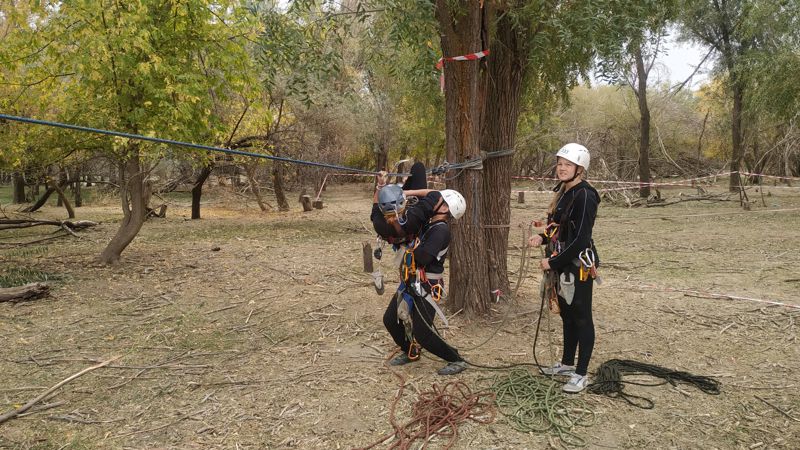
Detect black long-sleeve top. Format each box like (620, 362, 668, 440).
(546, 181, 600, 271)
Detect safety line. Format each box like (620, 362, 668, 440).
(601, 207, 800, 222)
(0, 113, 405, 176)
(1, 113, 513, 179)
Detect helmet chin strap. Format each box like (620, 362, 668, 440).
(432, 197, 450, 219)
(432, 197, 445, 214)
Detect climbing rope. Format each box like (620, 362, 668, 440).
(356, 369, 495, 450)
(587, 358, 722, 409)
(0, 114, 514, 178)
(487, 368, 595, 447)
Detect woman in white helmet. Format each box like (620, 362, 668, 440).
(529, 143, 601, 393)
(371, 166, 468, 375)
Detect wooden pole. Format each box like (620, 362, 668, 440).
(300, 195, 313, 212)
(362, 242, 373, 273)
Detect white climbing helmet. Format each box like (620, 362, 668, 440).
(440, 189, 466, 220)
(377, 184, 406, 215)
(556, 143, 591, 171)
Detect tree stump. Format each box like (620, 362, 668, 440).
(300, 195, 313, 212)
(517, 191, 525, 203)
(0, 283, 49, 303)
(312, 200, 323, 209)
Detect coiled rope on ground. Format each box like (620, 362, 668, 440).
(587, 358, 722, 409)
(487, 368, 595, 447)
(356, 368, 496, 450)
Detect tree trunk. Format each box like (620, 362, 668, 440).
(74, 169, 83, 208)
(635, 46, 652, 198)
(98, 148, 147, 264)
(191, 163, 214, 219)
(374, 141, 388, 172)
(435, 0, 489, 315)
(23, 187, 56, 212)
(245, 163, 270, 212)
(272, 160, 290, 211)
(479, 5, 526, 298)
(51, 179, 75, 219)
(12, 172, 26, 204)
(730, 79, 744, 192)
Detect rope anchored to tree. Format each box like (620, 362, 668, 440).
(0, 114, 514, 178)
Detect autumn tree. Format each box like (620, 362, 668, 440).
(680, 0, 800, 191)
(33, 0, 257, 263)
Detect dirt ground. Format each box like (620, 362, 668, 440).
(1, 181, 799, 449)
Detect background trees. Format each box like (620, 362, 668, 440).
(1, 0, 798, 311)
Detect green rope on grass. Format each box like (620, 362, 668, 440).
(487, 368, 596, 447)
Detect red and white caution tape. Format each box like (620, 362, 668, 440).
(435, 49, 490, 91)
(435, 49, 490, 70)
(739, 171, 800, 182)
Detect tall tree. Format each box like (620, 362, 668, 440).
(597, 1, 678, 198)
(39, 0, 254, 263)
(433, 1, 489, 314)
(680, 0, 799, 191)
(367, 0, 669, 312)
(475, 0, 666, 303)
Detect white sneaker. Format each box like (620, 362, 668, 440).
(541, 362, 575, 376)
(562, 373, 589, 393)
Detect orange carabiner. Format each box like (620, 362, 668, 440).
(430, 284, 443, 302)
(544, 223, 559, 239)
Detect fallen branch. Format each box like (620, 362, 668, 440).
(0, 282, 49, 303)
(645, 192, 733, 208)
(755, 395, 800, 422)
(0, 355, 121, 425)
(0, 219, 98, 231)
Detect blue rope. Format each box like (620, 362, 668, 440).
(0, 113, 515, 177)
(0, 113, 408, 177)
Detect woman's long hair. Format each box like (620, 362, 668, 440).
(547, 167, 587, 216)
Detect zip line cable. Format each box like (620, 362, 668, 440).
(0, 113, 403, 176)
(0, 114, 514, 178)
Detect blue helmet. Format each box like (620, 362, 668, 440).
(377, 184, 406, 215)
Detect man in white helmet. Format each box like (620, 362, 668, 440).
(371, 166, 468, 375)
(529, 142, 601, 393)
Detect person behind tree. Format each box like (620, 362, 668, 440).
(529, 143, 601, 393)
(371, 163, 468, 375)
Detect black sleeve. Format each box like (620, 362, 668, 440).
(413, 224, 450, 269)
(548, 189, 597, 270)
(400, 191, 441, 236)
(402, 162, 428, 190)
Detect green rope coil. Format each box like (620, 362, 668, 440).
(487, 368, 595, 447)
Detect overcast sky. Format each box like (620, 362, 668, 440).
(656, 35, 712, 88)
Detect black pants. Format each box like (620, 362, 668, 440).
(558, 270, 595, 376)
(383, 291, 461, 363)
